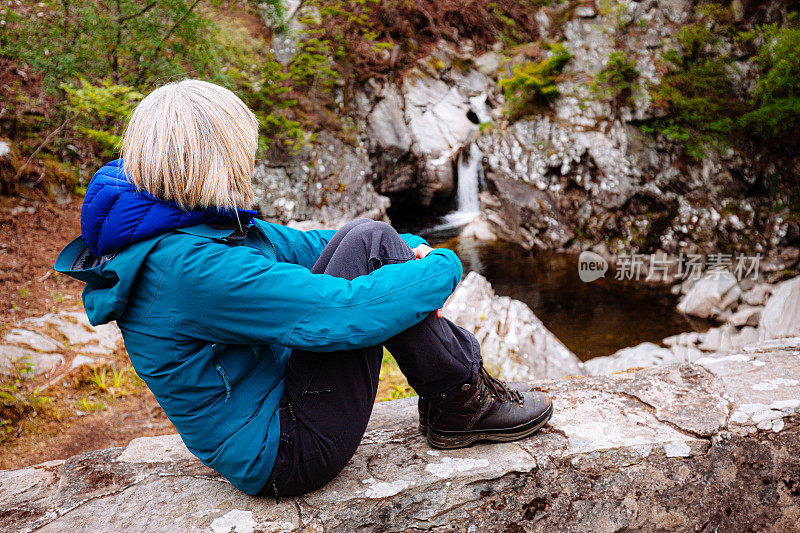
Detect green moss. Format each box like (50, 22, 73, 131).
(499, 42, 573, 119)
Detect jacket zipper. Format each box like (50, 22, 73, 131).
(211, 343, 231, 402)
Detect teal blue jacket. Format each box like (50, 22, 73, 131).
(55, 161, 463, 495)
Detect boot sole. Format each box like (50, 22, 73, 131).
(426, 402, 553, 449)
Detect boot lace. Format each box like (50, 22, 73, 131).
(479, 367, 524, 405)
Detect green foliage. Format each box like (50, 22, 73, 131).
(0, 0, 223, 93)
(0, 363, 54, 443)
(738, 24, 800, 144)
(591, 50, 640, 105)
(62, 79, 143, 155)
(76, 397, 105, 412)
(247, 36, 340, 157)
(288, 38, 341, 93)
(84, 364, 144, 398)
(646, 4, 799, 159)
(377, 349, 415, 401)
(500, 43, 573, 119)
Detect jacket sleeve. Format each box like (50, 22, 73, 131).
(167, 238, 462, 351)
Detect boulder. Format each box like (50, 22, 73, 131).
(0, 311, 121, 376)
(741, 282, 773, 306)
(458, 212, 497, 241)
(3, 338, 799, 532)
(759, 276, 800, 340)
(583, 341, 705, 376)
(443, 272, 584, 380)
(480, 173, 574, 250)
(677, 271, 741, 320)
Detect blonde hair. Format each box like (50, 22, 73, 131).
(121, 79, 258, 211)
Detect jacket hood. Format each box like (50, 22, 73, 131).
(56, 159, 257, 326)
(81, 159, 256, 257)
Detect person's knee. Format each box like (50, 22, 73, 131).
(336, 218, 374, 235)
(342, 219, 397, 241)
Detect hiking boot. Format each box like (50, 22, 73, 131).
(424, 367, 552, 449)
(417, 380, 540, 436)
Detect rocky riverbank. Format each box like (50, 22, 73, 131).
(587, 270, 800, 375)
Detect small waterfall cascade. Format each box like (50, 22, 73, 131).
(453, 142, 482, 216)
(427, 142, 483, 233)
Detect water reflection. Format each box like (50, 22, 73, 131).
(438, 238, 711, 361)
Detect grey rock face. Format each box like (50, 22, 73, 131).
(3, 338, 799, 532)
(468, 0, 794, 255)
(252, 132, 389, 226)
(363, 43, 495, 207)
(443, 272, 584, 380)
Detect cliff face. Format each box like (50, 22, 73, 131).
(256, 0, 798, 262)
(2, 337, 799, 532)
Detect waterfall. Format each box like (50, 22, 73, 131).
(424, 142, 482, 234)
(454, 143, 482, 216)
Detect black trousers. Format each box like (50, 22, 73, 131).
(261, 219, 482, 497)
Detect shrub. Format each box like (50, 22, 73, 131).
(591, 50, 640, 106)
(645, 4, 800, 160)
(738, 24, 800, 150)
(499, 43, 573, 119)
(62, 79, 143, 156)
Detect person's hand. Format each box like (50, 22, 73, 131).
(413, 244, 433, 259)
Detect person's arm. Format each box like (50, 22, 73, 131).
(399, 232, 430, 249)
(254, 219, 336, 269)
(166, 238, 462, 351)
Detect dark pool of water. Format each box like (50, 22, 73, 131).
(435, 237, 711, 361)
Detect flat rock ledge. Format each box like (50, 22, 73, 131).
(2, 339, 800, 532)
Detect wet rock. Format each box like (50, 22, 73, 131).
(3, 338, 799, 532)
(443, 272, 584, 380)
(741, 282, 774, 306)
(481, 172, 574, 250)
(677, 271, 741, 320)
(759, 276, 800, 340)
(729, 305, 762, 327)
(459, 213, 496, 241)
